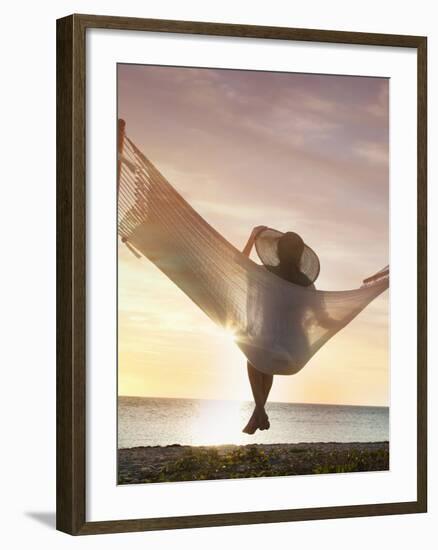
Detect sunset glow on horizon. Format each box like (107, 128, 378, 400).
(117, 65, 389, 407)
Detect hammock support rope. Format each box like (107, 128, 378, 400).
(117, 120, 389, 376)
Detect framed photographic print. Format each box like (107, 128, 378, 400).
(56, 14, 427, 535)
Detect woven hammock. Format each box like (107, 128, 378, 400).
(117, 121, 389, 376)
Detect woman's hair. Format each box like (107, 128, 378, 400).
(277, 232, 304, 267)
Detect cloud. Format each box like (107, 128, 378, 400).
(353, 141, 389, 166)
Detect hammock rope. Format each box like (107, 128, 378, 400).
(117, 121, 389, 376)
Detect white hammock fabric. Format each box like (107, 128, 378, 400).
(118, 129, 389, 376)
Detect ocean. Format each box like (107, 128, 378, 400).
(118, 396, 389, 448)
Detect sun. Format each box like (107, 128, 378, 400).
(223, 327, 237, 342)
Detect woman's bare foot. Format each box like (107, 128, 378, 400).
(256, 408, 270, 431)
(242, 407, 270, 434)
(242, 410, 259, 434)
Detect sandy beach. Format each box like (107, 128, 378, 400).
(118, 441, 389, 484)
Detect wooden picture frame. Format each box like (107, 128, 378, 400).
(56, 13, 427, 535)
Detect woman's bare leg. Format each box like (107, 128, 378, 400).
(258, 372, 273, 430)
(243, 362, 274, 434)
(243, 365, 273, 433)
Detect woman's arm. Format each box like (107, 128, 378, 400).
(242, 233, 255, 257)
(242, 226, 267, 257)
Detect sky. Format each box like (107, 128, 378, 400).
(117, 64, 389, 407)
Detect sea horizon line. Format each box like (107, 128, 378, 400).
(118, 394, 389, 409)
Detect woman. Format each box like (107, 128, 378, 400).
(241, 226, 316, 434)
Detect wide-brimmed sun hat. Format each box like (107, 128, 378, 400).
(255, 227, 320, 283)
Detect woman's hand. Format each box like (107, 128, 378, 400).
(242, 226, 266, 257)
(252, 225, 267, 237)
